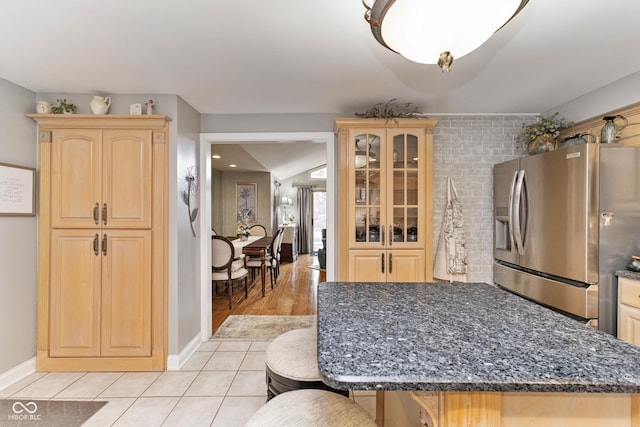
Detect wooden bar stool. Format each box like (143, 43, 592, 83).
(265, 327, 349, 400)
(246, 389, 377, 427)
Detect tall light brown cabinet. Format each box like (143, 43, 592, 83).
(28, 114, 169, 371)
(335, 118, 438, 282)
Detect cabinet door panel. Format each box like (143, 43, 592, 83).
(51, 129, 101, 228)
(619, 278, 640, 308)
(101, 230, 152, 357)
(387, 130, 425, 249)
(618, 304, 640, 346)
(50, 230, 101, 357)
(349, 129, 386, 249)
(348, 250, 385, 282)
(102, 130, 152, 228)
(387, 250, 425, 282)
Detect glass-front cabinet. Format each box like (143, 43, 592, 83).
(335, 118, 438, 282)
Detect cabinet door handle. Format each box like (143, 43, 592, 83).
(389, 253, 393, 273)
(93, 203, 99, 225)
(388, 225, 393, 246)
(93, 233, 99, 256)
(381, 253, 385, 274)
(101, 234, 107, 256)
(102, 203, 108, 226)
(381, 226, 385, 246)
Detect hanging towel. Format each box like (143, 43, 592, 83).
(433, 177, 468, 282)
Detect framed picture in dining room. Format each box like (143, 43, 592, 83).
(236, 183, 257, 222)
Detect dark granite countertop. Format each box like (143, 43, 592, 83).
(617, 270, 640, 281)
(317, 281, 640, 393)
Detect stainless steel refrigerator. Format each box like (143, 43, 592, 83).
(493, 143, 640, 336)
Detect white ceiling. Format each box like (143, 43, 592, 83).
(210, 140, 327, 179)
(1, 1, 639, 177)
(1, 0, 639, 116)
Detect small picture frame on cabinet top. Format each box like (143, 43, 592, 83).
(130, 103, 142, 115)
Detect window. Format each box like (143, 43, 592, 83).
(309, 166, 327, 180)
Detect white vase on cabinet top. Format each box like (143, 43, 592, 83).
(90, 96, 111, 114)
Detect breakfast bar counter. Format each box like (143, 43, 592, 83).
(317, 282, 640, 426)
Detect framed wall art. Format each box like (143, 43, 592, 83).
(0, 162, 36, 216)
(236, 183, 257, 222)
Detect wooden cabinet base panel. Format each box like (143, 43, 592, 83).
(280, 243, 297, 262)
(400, 391, 640, 427)
(36, 350, 165, 372)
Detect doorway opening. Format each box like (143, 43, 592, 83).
(199, 131, 336, 340)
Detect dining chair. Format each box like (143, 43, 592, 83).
(247, 227, 284, 288)
(272, 226, 285, 279)
(249, 224, 267, 237)
(212, 235, 249, 309)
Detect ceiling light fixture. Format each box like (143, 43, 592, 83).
(362, 0, 529, 72)
(212, 154, 221, 159)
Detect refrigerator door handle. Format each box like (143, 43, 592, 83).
(507, 170, 518, 253)
(513, 170, 526, 255)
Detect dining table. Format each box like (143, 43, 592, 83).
(238, 236, 272, 297)
(230, 235, 260, 254)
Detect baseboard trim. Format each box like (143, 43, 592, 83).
(166, 334, 202, 371)
(0, 357, 36, 392)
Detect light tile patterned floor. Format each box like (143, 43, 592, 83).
(0, 339, 376, 426)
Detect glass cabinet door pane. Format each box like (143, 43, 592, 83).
(353, 131, 383, 245)
(393, 207, 405, 242)
(355, 207, 367, 242)
(355, 170, 366, 204)
(354, 134, 367, 170)
(393, 135, 405, 168)
(406, 171, 418, 205)
(393, 171, 404, 205)
(388, 131, 421, 246)
(407, 207, 418, 241)
(368, 134, 381, 169)
(355, 133, 381, 169)
(407, 134, 418, 169)
(369, 171, 380, 205)
(369, 207, 380, 242)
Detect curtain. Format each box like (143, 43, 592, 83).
(296, 186, 312, 254)
(272, 181, 281, 234)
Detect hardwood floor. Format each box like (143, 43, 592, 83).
(212, 254, 321, 333)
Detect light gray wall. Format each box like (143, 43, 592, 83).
(201, 113, 337, 133)
(211, 169, 222, 233)
(216, 171, 272, 236)
(0, 78, 37, 374)
(176, 97, 202, 351)
(549, 70, 640, 123)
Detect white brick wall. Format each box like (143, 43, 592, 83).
(431, 115, 536, 283)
